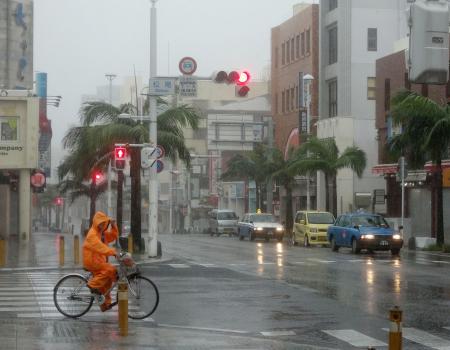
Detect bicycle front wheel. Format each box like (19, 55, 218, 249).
(127, 275, 159, 319)
(53, 274, 93, 318)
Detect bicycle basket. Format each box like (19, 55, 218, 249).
(121, 253, 135, 267)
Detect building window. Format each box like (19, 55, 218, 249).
(282, 43, 285, 65)
(368, 28, 377, 51)
(275, 93, 279, 114)
(291, 88, 295, 111)
(286, 89, 290, 111)
(282, 91, 285, 113)
(367, 77, 376, 100)
(328, 26, 338, 65)
(301, 32, 305, 56)
(291, 38, 295, 62)
(328, 79, 338, 118)
(296, 35, 300, 59)
(286, 40, 290, 64)
(274, 47, 279, 68)
(329, 0, 337, 11)
(306, 29, 311, 54)
(384, 79, 391, 112)
(0, 117, 18, 141)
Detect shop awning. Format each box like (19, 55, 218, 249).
(372, 164, 397, 175)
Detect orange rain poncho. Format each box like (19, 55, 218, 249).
(83, 211, 119, 310)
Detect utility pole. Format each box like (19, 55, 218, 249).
(105, 74, 116, 218)
(148, 0, 159, 257)
(105, 74, 117, 105)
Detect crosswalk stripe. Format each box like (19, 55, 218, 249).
(168, 264, 190, 268)
(323, 330, 387, 347)
(261, 330, 296, 337)
(0, 301, 55, 306)
(383, 327, 450, 349)
(0, 297, 53, 301)
(197, 263, 217, 268)
(0, 287, 54, 291)
(18, 312, 118, 318)
(307, 259, 336, 264)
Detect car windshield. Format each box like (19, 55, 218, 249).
(217, 212, 237, 220)
(251, 214, 276, 223)
(308, 213, 335, 224)
(351, 215, 389, 228)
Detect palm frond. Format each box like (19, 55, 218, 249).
(335, 146, 367, 177)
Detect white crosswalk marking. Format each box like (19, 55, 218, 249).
(383, 327, 450, 349)
(168, 264, 190, 268)
(323, 330, 387, 347)
(261, 330, 296, 337)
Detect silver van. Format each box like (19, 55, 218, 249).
(208, 209, 238, 237)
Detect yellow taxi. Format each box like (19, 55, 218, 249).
(292, 211, 335, 247)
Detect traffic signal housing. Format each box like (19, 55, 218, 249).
(115, 146, 127, 170)
(213, 70, 251, 97)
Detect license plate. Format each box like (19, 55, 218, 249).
(380, 240, 389, 246)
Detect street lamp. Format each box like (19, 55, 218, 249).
(303, 74, 314, 211)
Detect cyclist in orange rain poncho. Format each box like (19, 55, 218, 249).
(83, 211, 119, 312)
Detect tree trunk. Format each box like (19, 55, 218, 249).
(324, 173, 330, 213)
(116, 170, 124, 237)
(285, 184, 293, 235)
(436, 158, 444, 246)
(130, 148, 142, 252)
(332, 174, 338, 217)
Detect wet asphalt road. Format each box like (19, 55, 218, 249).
(151, 233, 450, 349)
(2, 233, 450, 348)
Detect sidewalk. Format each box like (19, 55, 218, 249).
(0, 231, 166, 270)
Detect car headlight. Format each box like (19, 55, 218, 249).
(361, 234, 375, 239)
(256, 227, 264, 231)
(276, 227, 283, 232)
(310, 228, 318, 233)
(393, 234, 402, 240)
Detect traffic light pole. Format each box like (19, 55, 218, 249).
(148, 0, 159, 257)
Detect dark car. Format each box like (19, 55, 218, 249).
(327, 212, 403, 255)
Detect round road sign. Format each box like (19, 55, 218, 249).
(155, 145, 165, 159)
(31, 172, 46, 188)
(179, 57, 197, 75)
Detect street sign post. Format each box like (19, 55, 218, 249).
(149, 77, 175, 95)
(179, 76, 197, 97)
(179, 57, 197, 75)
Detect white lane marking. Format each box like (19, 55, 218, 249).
(259, 263, 275, 265)
(158, 323, 249, 334)
(307, 259, 336, 264)
(383, 327, 450, 349)
(432, 261, 450, 265)
(347, 259, 366, 263)
(292, 261, 308, 264)
(167, 264, 190, 269)
(196, 263, 217, 268)
(261, 330, 296, 337)
(323, 330, 387, 347)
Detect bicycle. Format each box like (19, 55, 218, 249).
(53, 252, 159, 319)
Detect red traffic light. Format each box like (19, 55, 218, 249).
(227, 71, 240, 84)
(115, 147, 126, 160)
(237, 71, 251, 86)
(55, 197, 63, 206)
(92, 170, 104, 183)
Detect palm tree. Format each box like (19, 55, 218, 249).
(389, 90, 450, 246)
(267, 148, 299, 234)
(290, 137, 366, 216)
(60, 101, 199, 251)
(222, 144, 271, 211)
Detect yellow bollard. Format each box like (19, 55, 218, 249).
(74, 235, 80, 265)
(0, 239, 5, 267)
(59, 236, 65, 266)
(118, 280, 128, 336)
(128, 235, 133, 254)
(389, 306, 402, 350)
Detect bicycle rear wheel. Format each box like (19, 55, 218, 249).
(127, 275, 159, 319)
(53, 274, 93, 318)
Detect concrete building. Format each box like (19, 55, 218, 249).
(317, 0, 408, 215)
(0, 0, 34, 90)
(206, 95, 272, 220)
(375, 48, 450, 241)
(271, 2, 319, 153)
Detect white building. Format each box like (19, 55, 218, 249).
(317, 0, 408, 214)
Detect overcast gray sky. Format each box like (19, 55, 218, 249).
(33, 0, 309, 179)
